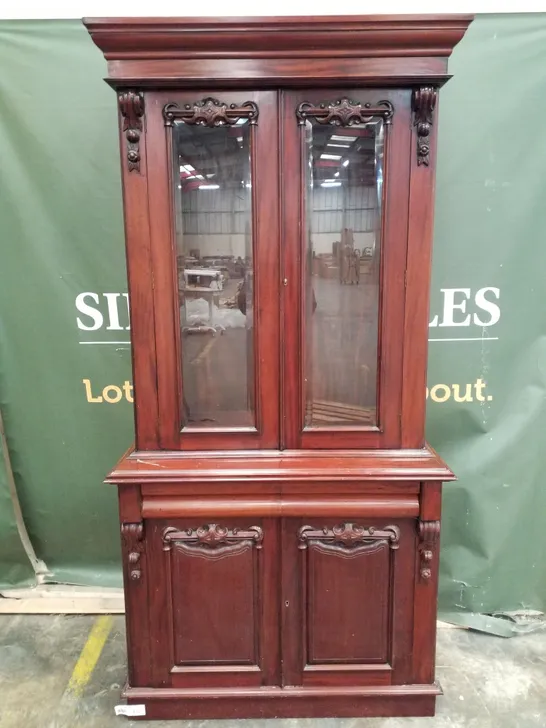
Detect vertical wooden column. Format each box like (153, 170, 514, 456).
(117, 91, 159, 450)
(413, 481, 442, 683)
(119, 484, 150, 686)
(401, 87, 439, 449)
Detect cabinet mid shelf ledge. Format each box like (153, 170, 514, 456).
(84, 14, 472, 721)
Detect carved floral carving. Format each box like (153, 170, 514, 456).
(162, 524, 263, 561)
(118, 91, 144, 173)
(296, 97, 394, 126)
(412, 87, 437, 166)
(418, 520, 440, 580)
(298, 522, 400, 556)
(121, 522, 144, 581)
(163, 97, 259, 127)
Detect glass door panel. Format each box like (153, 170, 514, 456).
(169, 100, 257, 430)
(281, 90, 409, 449)
(302, 114, 385, 428)
(155, 90, 280, 450)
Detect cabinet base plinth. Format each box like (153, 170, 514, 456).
(123, 683, 442, 720)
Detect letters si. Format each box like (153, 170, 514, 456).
(76, 292, 131, 331)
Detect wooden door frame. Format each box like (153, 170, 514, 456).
(141, 89, 281, 450)
(146, 517, 280, 688)
(280, 515, 417, 687)
(281, 88, 412, 450)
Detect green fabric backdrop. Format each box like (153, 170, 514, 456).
(0, 15, 545, 615)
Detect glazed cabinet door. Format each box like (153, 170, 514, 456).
(281, 89, 412, 449)
(141, 90, 280, 450)
(146, 517, 280, 688)
(281, 517, 416, 686)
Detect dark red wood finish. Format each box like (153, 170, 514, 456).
(84, 14, 472, 721)
(144, 90, 280, 450)
(281, 517, 416, 687)
(402, 93, 440, 448)
(147, 517, 280, 688)
(116, 111, 159, 450)
(282, 88, 411, 449)
(84, 15, 471, 88)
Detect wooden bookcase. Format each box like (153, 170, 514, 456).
(84, 15, 473, 720)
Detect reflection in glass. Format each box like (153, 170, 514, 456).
(304, 118, 384, 427)
(172, 120, 254, 428)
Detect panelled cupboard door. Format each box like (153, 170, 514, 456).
(146, 518, 280, 688)
(145, 91, 281, 450)
(281, 89, 412, 450)
(281, 518, 416, 686)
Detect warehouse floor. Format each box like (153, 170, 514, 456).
(0, 615, 544, 728)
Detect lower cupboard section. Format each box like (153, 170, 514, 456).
(126, 515, 423, 691)
(283, 517, 416, 687)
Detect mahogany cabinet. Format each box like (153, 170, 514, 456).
(85, 14, 472, 720)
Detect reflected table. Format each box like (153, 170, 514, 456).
(181, 286, 224, 335)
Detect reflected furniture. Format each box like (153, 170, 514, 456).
(85, 14, 473, 720)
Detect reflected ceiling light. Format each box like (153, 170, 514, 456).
(334, 171, 340, 178)
(180, 164, 196, 173)
(237, 136, 243, 142)
(206, 173, 216, 178)
(331, 134, 356, 141)
(320, 154, 342, 160)
(342, 159, 350, 167)
(320, 181, 342, 187)
(327, 143, 352, 148)
(198, 184, 220, 190)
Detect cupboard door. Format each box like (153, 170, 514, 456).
(281, 89, 411, 449)
(145, 90, 280, 450)
(146, 517, 280, 688)
(281, 517, 415, 687)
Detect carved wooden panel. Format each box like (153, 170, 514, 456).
(299, 522, 398, 664)
(163, 97, 259, 127)
(163, 523, 262, 665)
(296, 97, 394, 126)
(146, 517, 280, 689)
(282, 517, 417, 688)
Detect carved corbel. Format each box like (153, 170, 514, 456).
(418, 520, 440, 581)
(118, 91, 144, 172)
(121, 522, 144, 581)
(412, 87, 437, 166)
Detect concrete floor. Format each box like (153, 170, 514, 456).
(0, 615, 545, 728)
